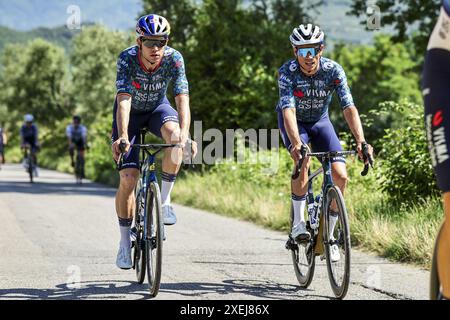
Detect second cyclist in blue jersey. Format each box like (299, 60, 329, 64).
(111, 14, 196, 270)
(277, 24, 374, 254)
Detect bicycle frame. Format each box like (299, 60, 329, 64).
(306, 156, 334, 231)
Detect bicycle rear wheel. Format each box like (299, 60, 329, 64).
(289, 204, 316, 288)
(323, 186, 351, 299)
(146, 181, 163, 297)
(133, 182, 146, 284)
(430, 224, 443, 300)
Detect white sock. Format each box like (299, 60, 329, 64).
(292, 194, 307, 227)
(329, 212, 339, 240)
(161, 172, 177, 207)
(118, 217, 132, 248)
(120, 226, 131, 248)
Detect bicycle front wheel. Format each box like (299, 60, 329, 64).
(289, 204, 316, 288)
(323, 186, 351, 299)
(430, 224, 444, 300)
(133, 182, 146, 284)
(146, 181, 163, 298)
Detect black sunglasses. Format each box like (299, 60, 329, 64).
(141, 38, 167, 48)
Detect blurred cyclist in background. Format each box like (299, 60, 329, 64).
(20, 114, 40, 177)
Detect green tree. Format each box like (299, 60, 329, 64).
(329, 34, 422, 144)
(70, 25, 132, 124)
(0, 39, 69, 127)
(375, 100, 439, 203)
(348, 0, 441, 54)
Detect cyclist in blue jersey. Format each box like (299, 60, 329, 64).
(66, 115, 88, 170)
(111, 14, 197, 270)
(277, 24, 374, 256)
(20, 114, 40, 177)
(423, 0, 450, 299)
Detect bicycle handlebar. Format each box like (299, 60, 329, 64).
(116, 139, 195, 170)
(296, 145, 373, 178)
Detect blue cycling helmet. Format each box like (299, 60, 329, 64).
(136, 14, 171, 39)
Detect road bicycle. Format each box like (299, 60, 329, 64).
(286, 144, 372, 299)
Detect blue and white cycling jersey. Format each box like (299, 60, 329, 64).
(116, 45, 189, 113)
(277, 57, 354, 123)
(423, 0, 450, 192)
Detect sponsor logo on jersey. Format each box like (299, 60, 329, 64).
(132, 81, 141, 90)
(289, 61, 298, 72)
(427, 110, 449, 166)
(323, 61, 334, 71)
(144, 82, 166, 91)
(293, 89, 304, 98)
(128, 47, 137, 56)
(304, 88, 332, 98)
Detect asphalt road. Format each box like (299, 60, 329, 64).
(0, 164, 429, 300)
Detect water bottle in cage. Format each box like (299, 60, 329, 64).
(310, 194, 322, 229)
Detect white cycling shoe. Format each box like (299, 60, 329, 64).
(291, 221, 311, 243)
(116, 244, 132, 270)
(329, 243, 341, 262)
(163, 205, 177, 225)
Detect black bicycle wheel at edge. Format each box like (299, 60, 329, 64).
(323, 186, 351, 299)
(430, 224, 444, 300)
(133, 183, 146, 284)
(289, 204, 316, 288)
(146, 181, 163, 298)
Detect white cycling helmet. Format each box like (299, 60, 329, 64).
(290, 24, 324, 46)
(24, 114, 34, 122)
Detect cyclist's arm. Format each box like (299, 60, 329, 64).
(34, 126, 39, 146)
(19, 127, 25, 146)
(2, 132, 7, 145)
(66, 126, 72, 146)
(283, 108, 302, 149)
(115, 51, 134, 142)
(172, 52, 190, 143)
(116, 94, 131, 141)
(175, 94, 190, 143)
(82, 127, 88, 145)
(278, 70, 302, 150)
(343, 106, 365, 145)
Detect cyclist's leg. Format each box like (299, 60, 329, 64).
(69, 144, 75, 166)
(148, 99, 182, 209)
(112, 101, 149, 249)
(278, 111, 311, 229)
(76, 142, 86, 177)
(310, 115, 348, 196)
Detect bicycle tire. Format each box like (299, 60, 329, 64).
(146, 181, 163, 297)
(290, 204, 316, 288)
(133, 182, 146, 284)
(323, 186, 351, 299)
(430, 224, 443, 300)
